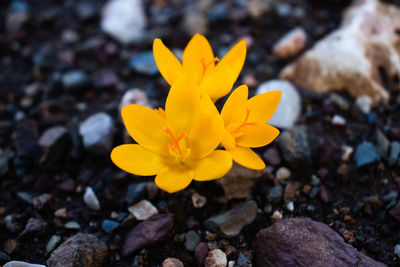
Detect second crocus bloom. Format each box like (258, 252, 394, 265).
(220, 85, 281, 170)
(153, 33, 246, 102)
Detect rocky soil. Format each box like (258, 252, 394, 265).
(0, 0, 400, 266)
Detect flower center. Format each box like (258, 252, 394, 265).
(200, 57, 219, 79)
(163, 127, 191, 163)
(227, 108, 257, 138)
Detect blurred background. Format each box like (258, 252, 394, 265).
(0, 0, 400, 266)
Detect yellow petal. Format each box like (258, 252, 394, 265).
(216, 39, 246, 85)
(153, 38, 183, 85)
(197, 66, 235, 102)
(121, 104, 170, 155)
(155, 167, 193, 193)
(221, 129, 236, 150)
(192, 150, 232, 181)
(236, 124, 280, 148)
(187, 113, 224, 159)
(199, 94, 219, 116)
(248, 91, 281, 124)
(227, 146, 265, 170)
(111, 144, 166, 176)
(165, 76, 200, 134)
(182, 34, 215, 84)
(221, 85, 248, 126)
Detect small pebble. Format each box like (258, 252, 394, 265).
(276, 167, 291, 180)
(64, 221, 81, 229)
(192, 192, 207, 208)
(102, 219, 120, 234)
(46, 235, 61, 253)
(331, 114, 346, 126)
(394, 244, 400, 258)
(3, 261, 46, 267)
(54, 208, 68, 219)
(205, 249, 227, 267)
(341, 145, 353, 161)
(128, 199, 158, 220)
(272, 210, 283, 220)
(162, 258, 184, 267)
(355, 95, 372, 114)
(83, 186, 101, 211)
(286, 201, 294, 211)
(185, 230, 201, 252)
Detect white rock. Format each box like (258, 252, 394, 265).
(341, 145, 354, 161)
(64, 221, 81, 229)
(79, 112, 114, 154)
(276, 167, 291, 180)
(228, 261, 235, 267)
(286, 201, 294, 211)
(128, 199, 158, 220)
(83, 186, 101, 211)
(272, 210, 283, 220)
(355, 95, 372, 114)
(273, 27, 307, 59)
(101, 0, 147, 44)
(255, 79, 301, 129)
(331, 114, 346, 126)
(46, 235, 61, 253)
(394, 244, 400, 258)
(119, 88, 152, 113)
(280, 0, 400, 105)
(192, 192, 207, 208)
(3, 261, 46, 267)
(205, 249, 227, 267)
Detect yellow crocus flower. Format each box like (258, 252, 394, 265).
(111, 77, 232, 193)
(153, 33, 246, 102)
(220, 85, 281, 170)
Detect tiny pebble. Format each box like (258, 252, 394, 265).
(331, 114, 346, 126)
(64, 221, 80, 229)
(83, 186, 101, 211)
(286, 201, 294, 211)
(128, 199, 158, 220)
(272, 210, 283, 220)
(276, 167, 291, 180)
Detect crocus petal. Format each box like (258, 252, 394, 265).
(221, 85, 248, 127)
(227, 146, 265, 170)
(182, 34, 215, 84)
(187, 113, 224, 159)
(153, 38, 183, 85)
(121, 104, 170, 156)
(155, 167, 194, 193)
(236, 124, 280, 148)
(165, 76, 200, 134)
(111, 144, 166, 176)
(216, 40, 246, 85)
(199, 94, 219, 115)
(197, 66, 235, 102)
(221, 130, 236, 150)
(248, 91, 282, 124)
(192, 150, 232, 181)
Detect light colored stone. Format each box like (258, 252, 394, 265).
(273, 27, 307, 59)
(205, 249, 227, 267)
(272, 210, 283, 220)
(83, 186, 101, 211)
(355, 95, 372, 114)
(46, 235, 61, 253)
(341, 145, 354, 161)
(394, 244, 400, 258)
(192, 192, 207, 208)
(119, 88, 152, 113)
(276, 167, 291, 180)
(54, 208, 68, 219)
(280, 0, 400, 105)
(162, 257, 184, 267)
(128, 199, 158, 220)
(64, 221, 81, 229)
(286, 201, 294, 211)
(79, 112, 114, 154)
(3, 261, 45, 267)
(331, 114, 346, 126)
(101, 0, 147, 44)
(255, 80, 301, 129)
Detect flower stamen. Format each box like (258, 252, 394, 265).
(163, 127, 186, 156)
(233, 108, 257, 132)
(200, 57, 220, 78)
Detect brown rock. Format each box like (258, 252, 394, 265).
(122, 213, 174, 257)
(47, 233, 107, 267)
(280, 0, 400, 105)
(363, 195, 383, 212)
(205, 249, 227, 267)
(33, 194, 53, 211)
(253, 217, 385, 267)
(4, 239, 21, 255)
(283, 183, 296, 204)
(217, 163, 264, 200)
(273, 27, 307, 59)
